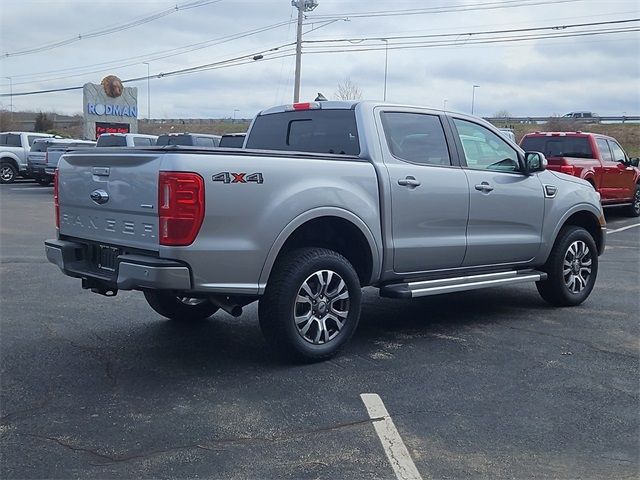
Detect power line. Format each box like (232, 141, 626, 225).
(302, 18, 640, 44)
(302, 27, 640, 54)
(307, 0, 585, 19)
(1, 0, 224, 59)
(1, 21, 637, 98)
(6, 20, 299, 87)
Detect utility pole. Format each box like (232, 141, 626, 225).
(292, 0, 318, 102)
(143, 62, 151, 120)
(471, 84, 479, 115)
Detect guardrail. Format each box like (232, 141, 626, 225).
(485, 116, 640, 124)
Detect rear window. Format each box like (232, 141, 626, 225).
(520, 136, 593, 159)
(30, 140, 51, 152)
(97, 135, 127, 147)
(0, 133, 21, 147)
(219, 135, 245, 148)
(156, 135, 194, 146)
(246, 109, 360, 155)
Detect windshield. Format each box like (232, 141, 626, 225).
(521, 136, 593, 159)
(246, 109, 360, 155)
(219, 135, 245, 148)
(96, 135, 128, 147)
(156, 135, 195, 146)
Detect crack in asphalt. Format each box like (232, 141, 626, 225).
(0, 385, 55, 425)
(44, 324, 118, 390)
(18, 416, 383, 465)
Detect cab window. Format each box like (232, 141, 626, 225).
(381, 112, 451, 166)
(453, 119, 520, 172)
(607, 140, 627, 163)
(596, 138, 613, 162)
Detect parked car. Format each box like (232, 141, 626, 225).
(27, 138, 95, 186)
(561, 112, 600, 123)
(0, 132, 55, 183)
(46, 100, 605, 362)
(520, 132, 640, 216)
(96, 133, 157, 147)
(498, 128, 516, 143)
(156, 133, 221, 147)
(219, 133, 246, 148)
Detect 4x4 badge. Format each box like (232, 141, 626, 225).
(90, 189, 109, 204)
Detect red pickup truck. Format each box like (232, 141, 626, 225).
(520, 132, 640, 217)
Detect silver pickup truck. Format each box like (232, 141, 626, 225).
(45, 101, 606, 361)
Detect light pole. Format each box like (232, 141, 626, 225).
(4, 77, 12, 123)
(292, 0, 319, 102)
(233, 109, 239, 123)
(443, 99, 448, 111)
(380, 38, 389, 101)
(471, 84, 480, 115)
(143, 62, 150, 120)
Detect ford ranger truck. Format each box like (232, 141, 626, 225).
(521, 131, 640, 216)
(45, 101, 606, 362)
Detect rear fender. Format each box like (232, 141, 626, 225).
(258, 207, 381, 293)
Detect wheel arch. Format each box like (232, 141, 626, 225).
(258, 208, 381, 292)
(0, 154, 20, 171)
(550, 207, 605, 259)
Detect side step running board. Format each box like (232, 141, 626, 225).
(380, 270, 547, 299)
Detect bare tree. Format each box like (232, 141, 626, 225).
(334, 78, 363, 101)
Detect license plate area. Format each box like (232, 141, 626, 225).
(96, 245, 120, 272)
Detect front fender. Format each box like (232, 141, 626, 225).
(257, 207, 382, 293)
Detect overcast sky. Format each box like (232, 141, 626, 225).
(0, 0, 638, 119)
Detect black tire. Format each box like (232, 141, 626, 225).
(258, 248, 362, 362)
(0, 161, 18, 184)
(536, 226, 598, 306)
(624, 184, 640, 217)
(143, 291, 219, 321)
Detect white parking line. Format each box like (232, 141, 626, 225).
(360, 393, 424, 480)
(607, 224, 640, 234)
(9, 187, 46, 191)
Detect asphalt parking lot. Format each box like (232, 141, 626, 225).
(1, 180, 638, 479)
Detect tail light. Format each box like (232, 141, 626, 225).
(560, 165, 576, 176)
(158, 172, 205, 246)
(53, 169, 60, 228)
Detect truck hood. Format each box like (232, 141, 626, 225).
(549, 170, 593, 188)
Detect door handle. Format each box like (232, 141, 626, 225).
(474, 182, 494, 192)
(398, 176, 421, 188)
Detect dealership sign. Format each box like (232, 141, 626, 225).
(83, 75, 138, 139)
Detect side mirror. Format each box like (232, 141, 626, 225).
(524, 151, 547, 174)
(629, 157, 639, 167)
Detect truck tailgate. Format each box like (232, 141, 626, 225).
(58, 151, 161, 251)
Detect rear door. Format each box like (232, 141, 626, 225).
(378, 109, 469, 273)
(450, 118, 544, 267)
(595, 137, 618, 200)
(58, 151, 163, 251)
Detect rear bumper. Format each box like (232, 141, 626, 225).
(44, 239, 192, 291)
(26, 164, 47, 177)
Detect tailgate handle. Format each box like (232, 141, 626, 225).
(92, 167, 110, 176)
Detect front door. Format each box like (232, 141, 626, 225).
(450, 118, 544, 267)
(379, 110, 469, 273)
(608, 139, 637, 200)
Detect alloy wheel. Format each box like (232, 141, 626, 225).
(563, 240, 592, 293)
(293, 270, 350, 345)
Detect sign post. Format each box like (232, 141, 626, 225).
(83, 76, 138, 140)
